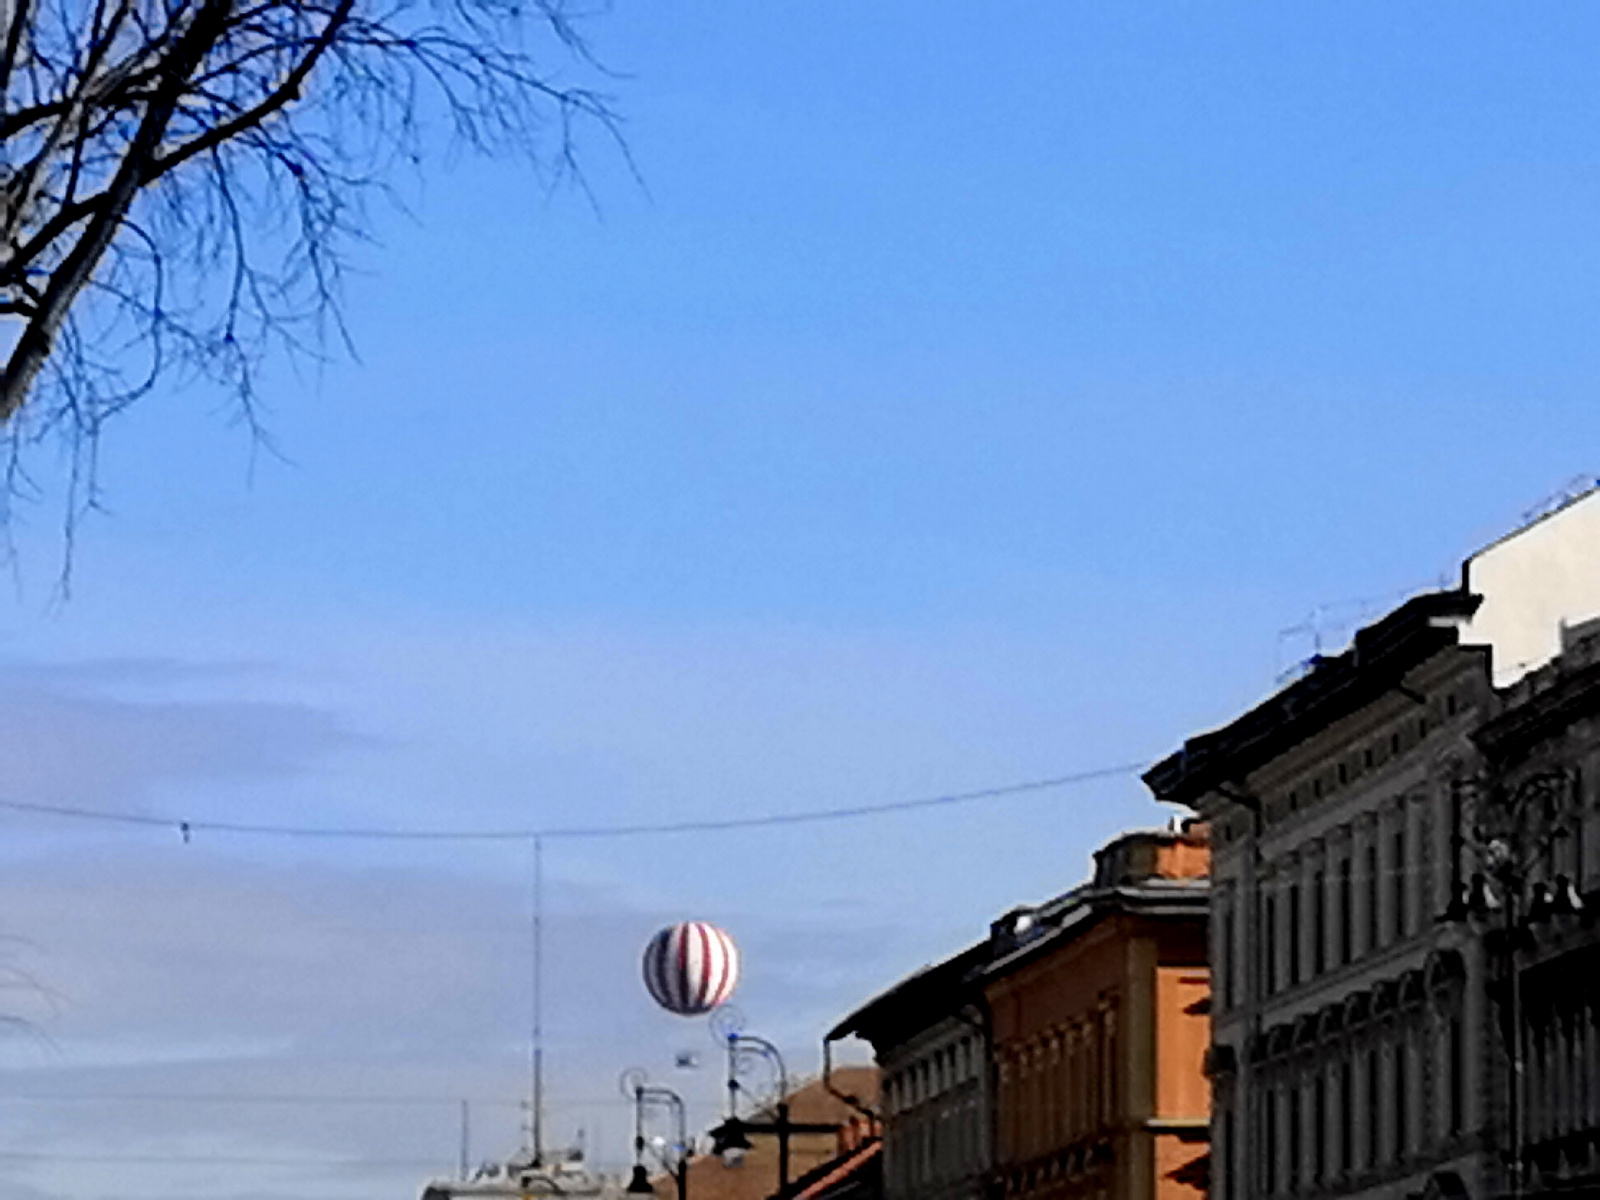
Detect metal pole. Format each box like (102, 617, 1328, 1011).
(743, 1035, 789, 1196)
(628, 1074, 690, 1200)
(724, 1032, 803, 1197)
(634, 1085, 646, 1170)
(675, 1090, 689, 1200)
(1447, 773, 1571, 1200)
(1507, 885, 1524, 1200)
(530, 834, 545, 1165)
(732, 1034, 788, 1099)
(776, 1101, 790, 1200)
(674, 1092, 689, 1200)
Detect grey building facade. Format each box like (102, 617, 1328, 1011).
(828, 941, 994, 1200)
(1145, 487, 1600, 1200)
(1471, 613, 1600, 1198)
(1149, 589, 1493, 1200)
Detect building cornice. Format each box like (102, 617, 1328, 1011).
(975, 880, 1208, 984)
(826, 940, 988, 1048)
(1473, 656, 1600, 763)
(1143, 589, 1483, 810)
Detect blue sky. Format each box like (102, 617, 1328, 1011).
(3, 3, 1600, 1197)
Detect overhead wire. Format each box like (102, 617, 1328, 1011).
(0, 1149, 450, 1168)
(0, 1090, 627, 1109)
(0, 760, 1150, 1177)
(0, 1091, 518, 1108)
(0, 762, 1149, 843)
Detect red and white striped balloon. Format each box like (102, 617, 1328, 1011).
(642, 921, 740, 1016)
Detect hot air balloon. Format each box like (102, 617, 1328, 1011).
(643, 921, 740, 1016)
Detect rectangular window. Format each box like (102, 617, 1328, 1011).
(1105, 1015, 1118, 1120)
(1576, 766, 1586, 886)
(1575, 801, 1586, 892)
(1223, 1107, 1236, 1200)
(1339, 857, 1353, 965)
(1265, 895, 1278, 995)
(1448, 1017, 1464, 1136)
(1289, 882, 1302, 987)
(1263, 1089, 1278, 1196)
(1450, 781, 1464, 900)
(1065, 1034, 1079, 1137)
(1367, 1048, 1381, 1166)
(1314, 1071, 1327, 1183)
(1340, 1058, 1353, 1174)
(1288, 1084, 1302, 1192)
(1393, 828, 1408, 942)
(1395, 1043, 1409, 1159)
(1366, 845, 1380, 954)
(1221, 908, 1234, 1011)
(1313, 870, 1327, 976)
(1087, 1029, 1101, 1133)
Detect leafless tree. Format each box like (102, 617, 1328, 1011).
(0, 0, 615, 489)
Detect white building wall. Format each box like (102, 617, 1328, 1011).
(1461, 487, 1600, 687)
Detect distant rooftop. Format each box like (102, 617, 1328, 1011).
(829, 822, 1209, 1045)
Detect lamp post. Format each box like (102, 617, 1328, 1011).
(706, 1031, 839, 1200)
(1442, 769, 1583, 1200)
(621, 1069, 689, 1200)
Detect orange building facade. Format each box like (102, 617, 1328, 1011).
(983, 824, 1211, 1200)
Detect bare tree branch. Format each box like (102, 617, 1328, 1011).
(0, 0, 617, 527)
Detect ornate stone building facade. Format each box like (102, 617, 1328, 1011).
(1145, 487, 1600, 1200)
(1472, 613, 1600, 1198)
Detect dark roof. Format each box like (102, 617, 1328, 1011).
(1143, 589, 1482, 808)
(826, 938, 989, 1048)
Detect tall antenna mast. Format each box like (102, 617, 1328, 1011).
(529, 833, 545, 1165)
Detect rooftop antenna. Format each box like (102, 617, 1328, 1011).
(1273, 577, 1442, 684)
(1519, 474, 1600, 524)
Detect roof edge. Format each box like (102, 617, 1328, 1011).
(1143, 589, 1481, 808)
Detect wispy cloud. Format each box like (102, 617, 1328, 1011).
(0, 846, 909, 1200)
(0, 629, 1149, 1200)
(0, 661, 370, 823)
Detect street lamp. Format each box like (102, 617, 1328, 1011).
(1442, 769, 1582, 1200)
(706, 1030, 839, 1200)
(620, 1069, 690, 1200)
(708, 1116, 752, 1167)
